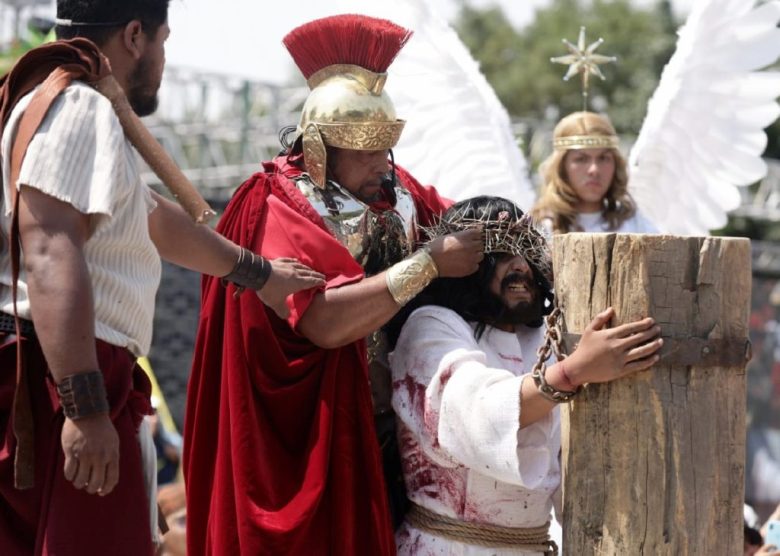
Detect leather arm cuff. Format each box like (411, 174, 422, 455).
(56, 371, 110, 420)
(221, 247, 272, 293)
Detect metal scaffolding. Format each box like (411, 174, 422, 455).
(735, 159, 780, 224)
(142, 66, 308, 202)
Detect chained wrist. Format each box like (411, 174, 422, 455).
(532, 363, 581, 403)
(56, 371, 110, 420)
(547, 362, 576, 391)
(531, 306, 581, 403)
(560, 360, 583, 388)
(221, 247, 272, 294)
(385, 247, 439, 306)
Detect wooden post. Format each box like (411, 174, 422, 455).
(554, 234, 751, 555)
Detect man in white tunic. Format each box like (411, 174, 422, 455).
(0, 1, 323, 554)
(390, 196, 663, 555)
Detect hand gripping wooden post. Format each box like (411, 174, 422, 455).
(553, 234, 751, 555)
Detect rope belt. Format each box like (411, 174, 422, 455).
(406, 503, 558, 555)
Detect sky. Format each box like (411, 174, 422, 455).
(8, 0, 694, 83)
(162, 0, 695, 84)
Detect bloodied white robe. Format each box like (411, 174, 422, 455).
(391, 305, 561, 555)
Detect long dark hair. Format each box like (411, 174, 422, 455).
(387, 196, 554, 348)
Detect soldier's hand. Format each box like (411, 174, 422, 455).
(564, 307, 663, 386)
(62, 412, 120, 496)
(427, 228, 484, 278)
(256, 258, 325, 319)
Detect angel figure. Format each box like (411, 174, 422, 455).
(337, 0, 780, 237)
(531, 110, 658, 234)
(529, 27, 657, 233)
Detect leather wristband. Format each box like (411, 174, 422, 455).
(385, 247, 439, 307)
(222, 247, 272, 293)
(56, 371, 110, 420)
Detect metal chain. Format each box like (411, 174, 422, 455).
(531, 306, 564, 374)
(531, 305, 581, 403)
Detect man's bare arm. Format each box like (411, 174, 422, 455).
(148, 190, 238, 276)
(19, 186, 98, 377)
(18, 185, 119, 497)
(298, 229, 485, 348)
(298, 274, 400, 349)
(148, 191, 325, 317)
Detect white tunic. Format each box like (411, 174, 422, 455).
(391, 305, 560, 556)
(0, 82, 161, 356)
(575, 210, 658, 233)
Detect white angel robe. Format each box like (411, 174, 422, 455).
(575, 210, 658, 233)
(390, 305, 560, 556)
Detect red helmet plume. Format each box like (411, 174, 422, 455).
(283, 14, 413, 79)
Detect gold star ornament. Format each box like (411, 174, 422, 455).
(551, 26, 616, 110)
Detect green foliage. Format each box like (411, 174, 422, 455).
(0, 25, 55, 75)
(717, 215, 780, 241)
(767, 120, 780, 161)
(455, 1, 780, 236)
(454, 0, 678, 135)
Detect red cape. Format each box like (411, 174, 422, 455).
(183, 157, 450, 555)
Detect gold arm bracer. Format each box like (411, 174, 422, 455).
(385, 248, 439, 307)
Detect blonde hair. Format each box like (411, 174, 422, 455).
(531, 112, 635, 234)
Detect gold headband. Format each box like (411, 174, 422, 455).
(553, 134, 619, 151)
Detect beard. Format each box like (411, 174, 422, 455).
(355, 185, 382, 203)
(126, 55, 160, 117)
(353, 174, 391, 204)
(490, 272, 545, 328)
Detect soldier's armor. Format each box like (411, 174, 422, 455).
(294, 174, 417, 261)
(295, 173, 419, 415)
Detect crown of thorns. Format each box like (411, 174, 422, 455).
(423, 205, 553, 283)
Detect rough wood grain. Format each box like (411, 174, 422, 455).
(555, 234, 750, 555)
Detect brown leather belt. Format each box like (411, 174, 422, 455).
(0, 312, 35, 337)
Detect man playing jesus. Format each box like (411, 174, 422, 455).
(390, 196, 663, 555)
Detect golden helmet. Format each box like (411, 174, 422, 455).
(283, 15, 412, 188)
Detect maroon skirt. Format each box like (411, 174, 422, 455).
(0, 333, 153, 556)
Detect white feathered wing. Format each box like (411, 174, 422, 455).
(336, 0, 536, 210)
(629, 0, 780, 235)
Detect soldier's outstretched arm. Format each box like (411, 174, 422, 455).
(298, 228, 484, 349)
